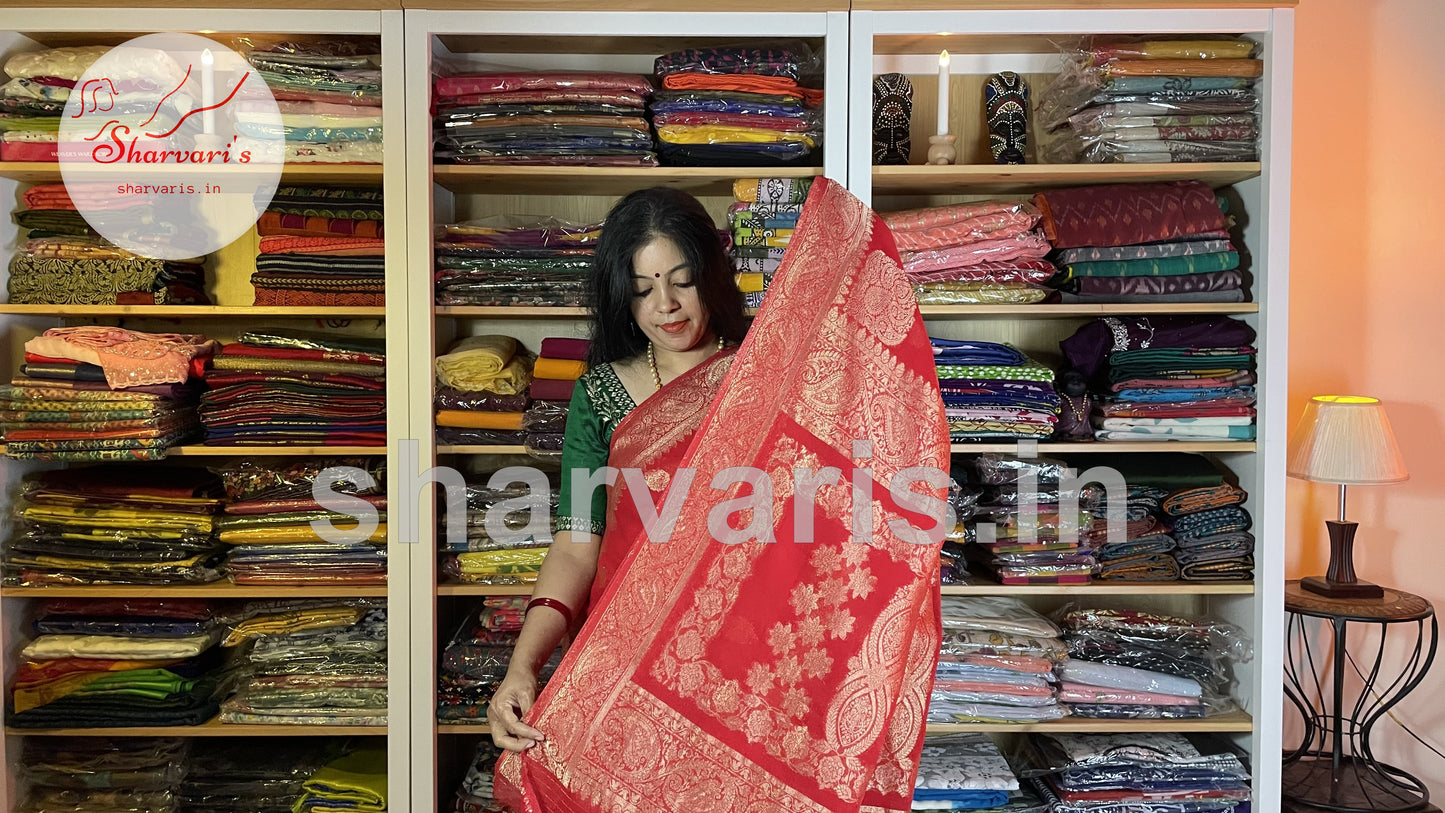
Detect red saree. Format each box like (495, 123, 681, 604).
(496, 177, 949, 813)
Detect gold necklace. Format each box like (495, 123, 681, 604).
(649, 336, 725, 390)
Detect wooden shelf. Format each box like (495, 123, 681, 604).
(872, 163, 1261, 195)
(0, 305, 386, 319)
(438, 711, 1254, 735)
(437, 583, 534, 596)
(1, 584, 388, 599)
(0, 162, 383, 184)
(951, 442, 1255, 453)
(436, 306, 589, 319)
(432, 165, 821, 196)
(941, 583, 1253, 596)
(920, 304, 1258, 318)
(168, 445, 387, 456)
(8, 720, 388, 737)
(437, 445, 529, 455)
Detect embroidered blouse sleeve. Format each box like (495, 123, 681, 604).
(556, 378, 608, 536)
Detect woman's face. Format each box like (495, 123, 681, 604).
(629, 236, 711, 353)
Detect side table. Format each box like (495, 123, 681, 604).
(1283, 580, 1438, 812)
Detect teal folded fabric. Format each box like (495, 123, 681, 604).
(1061, 251, 1239, 279)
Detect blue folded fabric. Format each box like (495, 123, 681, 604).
(1113, 386, 1255, 403)
(1171, 506, 1252, 542)
(931, 339, 1027, 367)
(911, 789, 1011, 807)
(651, 100, 812, 117)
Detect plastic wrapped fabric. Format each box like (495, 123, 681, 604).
(940, 596, 1061, 638)
(654, 45, 815, 80)
(1057, 660, 1201, 698)
(928, 700, 1069, 724)
(940, 628, 1067, 660)
(914, 283, 1052, 305)
(974, 453, 1073, 486)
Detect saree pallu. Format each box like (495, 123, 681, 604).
(497, 178, 949, 813)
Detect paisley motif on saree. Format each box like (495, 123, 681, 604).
(497, 178, 949, 813)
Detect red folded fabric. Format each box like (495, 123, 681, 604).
(539, 338, 589, 362)
(528, 378, 576, 402)
(258, 235, 386, 256)
(435, 72, 654, 98)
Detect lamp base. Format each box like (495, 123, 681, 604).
(1300, 575, 1384, 600)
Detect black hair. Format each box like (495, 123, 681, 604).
(587, 187, 747, 367)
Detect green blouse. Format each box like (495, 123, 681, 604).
(555, 363, 636, 536)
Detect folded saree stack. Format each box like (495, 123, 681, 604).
(651, 46, 823, 167)
(8, 185, 210, 306)
(1057, 607, 1251, 720)
(435, 335, 533, 446)
(913, 733, 1037, 812)
(241, 40, 384, 164)
(933, 597, 1068, 724)
(18, 737, 189, 812)
(1023, 732, 1251, 813)
(1076, 453, 1204, 582)
(2, 465, 225, 586)
(1, 45, 185, 162)
(440, 474, 556, 585)
(437, 598, 559, 721)
(525, 337, 587, 459)
(933, 340, 1059, 441)
(1061, 315, 1258, 441)
(200, 328, 387, 446)
(1163, 483, 1255, 583)
(254, 186, 386, 306)
(882, 200, 1055, 306)
(8, 599, 224, 728)
(729, 177, 812, 307)
(433, 216, 596, 307)
(293, 744, 389, 813)
(182, 738, 348, 813)
(1035, 181, 1245, 304)
(4, 327, 214, 461)
(215, 458, 387, 585)
(218, 601, 388, 726)
(962, 454, 1096, 585)
(433, 72, 655, 166)
(1040, 37, 1262, 165)
(453, 742, 506, 813)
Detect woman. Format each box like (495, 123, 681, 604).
(488, 186, 748, 752)
(491, 178, 950, 813)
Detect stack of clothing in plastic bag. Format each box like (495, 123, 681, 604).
(434, 216, 596, 307)
(215, 458, 387, 586)
(182, 739, 347, 813)
(8, 185, 210, 305)
(18, 737, 189, 813)
(729, 178, 811, 307)
(526, 338, 587, 459)
(1040, 37, 1262, 165)
(441, 471, 555, 586)
(201, 328, 387, 446)
(435, 335, 534, 447)
(882, 201, 1055, 306)
(219, 600, 388, 726)
(243, 41, 384, 164)
(433, 72, 654, 166)
(453, 742, 506, 813)
(914, 733, 1035, 812)
(1024, 732, 1251, 813)
(1035, 181, 1244, 304)
(932, 597, 1067, 724)
(9, 599, 225, 728)
(254, 186, 386, 306)
(4, 327, 213, 461)
(652, 46, 823, 167)
(439, 599, 563, 721)
(1061, 315, 1257, 442)
(2, 465, 225, 586)
(1056, 607, 1250, 720)
(933, 341, 1059, 442)
(959, 455, 1096, 586)
(1076, 453, 1184, 582)
(294, 744, 388, 813)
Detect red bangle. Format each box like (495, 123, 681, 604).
(526, 597, 574, 628)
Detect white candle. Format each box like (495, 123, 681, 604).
(200, 48, 215, 135)
(936, 50, 950, 136)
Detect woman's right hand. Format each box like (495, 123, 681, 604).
(488, 670, 546, 752)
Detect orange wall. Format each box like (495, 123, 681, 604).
(1289, 0, 1445, 788)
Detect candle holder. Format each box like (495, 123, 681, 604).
(926, 134, 957, 166)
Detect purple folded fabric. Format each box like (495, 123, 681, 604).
(1068, 269, 1243, 296)
(539, 337, 590, 361)
(1061, 315, 1257, 379)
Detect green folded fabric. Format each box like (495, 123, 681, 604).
(935, 361, 1055, 383)
(1061, 250, 1240, 279)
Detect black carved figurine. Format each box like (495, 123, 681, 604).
(872, 72, 913, 165)
(984, 71, 1029, 165)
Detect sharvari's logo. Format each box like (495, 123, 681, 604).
(59, 32, 284, 260)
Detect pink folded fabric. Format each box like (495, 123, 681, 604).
(435, 72, 653, 98)
(905, 259, 1057, 286)
(1059, 682, 1201, 706)
(901, 232, 1052, 274)
(933, 680, 1053, 697)
(882, 200, 1038, 232)
(889, 213, 1039, 253)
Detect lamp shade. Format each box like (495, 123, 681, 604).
(1287, 396, 1409, 485)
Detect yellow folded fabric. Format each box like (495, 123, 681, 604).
(1129, 40, 1257, 60)
(435, 410, 525, 430)
(218, 523, 387, 545)
(435, 335, 535, 393)
(455, 548, 547, 575)
(20, 504, 214, 533)
(735, 272, 765, 293)
(224, 607, 364, 646)
(655, 124, 816, 147)
(301, 745, 388, 811)
(437, 355, 532, 394)
(532, 357, 587, 381)
(438, 334, 516, 376)
(1106, 59, 1263, 78)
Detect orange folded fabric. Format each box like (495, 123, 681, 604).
(532, 357, 587, 381)
(257, 211, 384, 239)
(436, 410, 525, 430)
(661, 73, 824, 105)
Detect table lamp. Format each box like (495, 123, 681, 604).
(1286, 395, 1409, 599)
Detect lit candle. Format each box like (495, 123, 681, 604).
(936, 49, 950, 136)
(200, 48, 214, 135)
